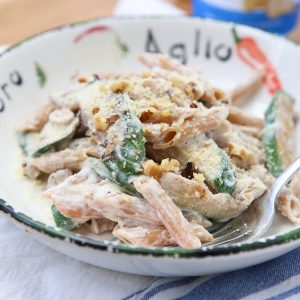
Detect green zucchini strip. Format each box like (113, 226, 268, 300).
(19, 115, 79, 157)
(101, 94, 146, 192)
(51, 204, 78, 231)
(192, 139, 237, 195)
(263, 90, 294, 177)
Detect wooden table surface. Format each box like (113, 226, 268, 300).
(0, 0, 299, 45)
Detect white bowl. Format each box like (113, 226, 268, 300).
(1, 16, 300, 276)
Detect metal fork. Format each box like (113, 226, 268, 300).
(206, 157, 300, 247)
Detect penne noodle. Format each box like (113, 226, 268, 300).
(113, 222, 213, 247)
(153, 106, 229, 149)
(278, 190, 300, 225)
(44, 166, 103, 223)
(232, 124, 262, 139)
(228, 69, 264, 104)
(183, 211, 212, 229)
(22, 100, 56, 132)
(228, 106, 264, 128)
(139, 52, 191, 74)
(249, 165, 300, 225)
(134, 176, 201, 249)
(210, 121, 264, 169)
(159, 172, 266, 222)
(113, 224, 176, 247)
(87, 180, 162, 226)
(201, 83, 231, 106)
(31, 149, 87, 174)
(84, 219, 117, 235)
(47, 169, 73, 188)
(191, 223, 214, 243)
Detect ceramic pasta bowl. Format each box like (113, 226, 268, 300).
(1, 16, 300, 276)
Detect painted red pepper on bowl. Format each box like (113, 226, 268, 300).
(74, 25, 129, 55)
(232, 27, 282, 95)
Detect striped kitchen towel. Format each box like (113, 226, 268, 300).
(123, 247, 300, 300)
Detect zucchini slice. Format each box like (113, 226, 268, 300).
(89, 158, 112, 181)
(192, 139, 237, 195)
(51, 204, 78, 231)
(263, 90, 294, 177)
(19, 115, 79, 157)
(101, 94, 146, 192)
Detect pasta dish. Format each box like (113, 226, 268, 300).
(18, 53, 300, 249)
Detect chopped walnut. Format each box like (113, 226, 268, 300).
(143, 159, 180, 179)
(110, 80, 129, 93)
(94, 111, 108, 131)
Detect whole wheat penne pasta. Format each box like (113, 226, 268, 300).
(87, 181, 162, 226)
(159, 172, 266, 222)
(127, 78, 192, 108)
(44, 166, 103, 223)
(47, 169, 73, 188)
(140, 106, 196, 125)
(113, 221, 213, 247)
(19, 51, 300, 248)
(228, 106, 264, 128)
(210, 121, 264, 169)
(84, 219, 117, 235)
(201, 83, 231, 106)
(139, 52, 191, 74)
(228, 69, 264, 104)
(134, 176, 201, 248)
(278, 190, 300, 225)
(249, 165, 300, 225)
(190, 223, 214, 243)
(143, 123, 170, 143)
(113, 224, 176, 247)
(153, 106, 229, 149)
(248, 165, 274, 187)
(23, 100, 56, 132)
(232, 124, 262, 139)
(141, 53, 227, 107)
(31, 149, 87, 174)
(183, 211, 212, 228)
(45, 168, 161, 226)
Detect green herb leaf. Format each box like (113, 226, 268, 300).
(35, 62, 47, 88)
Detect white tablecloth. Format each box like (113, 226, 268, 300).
(0, 218, 155, 300)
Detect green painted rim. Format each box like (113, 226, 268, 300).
(1, 197, 300, 258)
(1, 16, 300, 258)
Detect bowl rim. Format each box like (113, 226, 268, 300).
(1, 15, 300, 258)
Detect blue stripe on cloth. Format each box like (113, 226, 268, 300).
(173, 248, 300, 300)
(139, 278, 197, 300)
(267, 285, 300, 300)
(122, 248, 300, 300)
(121, 284, 152, 300)
(121, 279, 160, 300)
